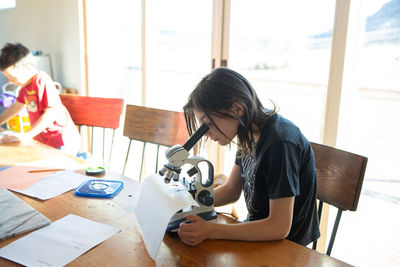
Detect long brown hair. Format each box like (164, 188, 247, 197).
(183, 67, 276, 155)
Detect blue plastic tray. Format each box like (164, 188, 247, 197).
(74, 179, 123, 198)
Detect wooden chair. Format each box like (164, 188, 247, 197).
(60, 94, 124, 163)
(122, 104, 189, 181)
(310, 142, 368, 256)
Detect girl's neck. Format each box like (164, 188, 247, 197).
(252, 125, 261, 143)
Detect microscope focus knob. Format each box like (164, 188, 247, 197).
(198, 190, 214, 206)
(187, 167, 198, 177)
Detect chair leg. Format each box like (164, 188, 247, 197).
(122, 139, 132, 175)
(102, 128, 105, 162)
(312, 200, 324, 250)
(155, 145, 160, 173)
(312, 239, 318, 250)
(139, 142, 147, 182)
(78, 125, 82, 151)
(326, 208, 343, 256)
(317, 200, 324, 221)
(108, 129, 116, 168)
(90, 126, 94, 155)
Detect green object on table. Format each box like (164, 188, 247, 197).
(85, 166, 105, 176)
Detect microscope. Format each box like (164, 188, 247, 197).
(158, 124, 218, 232)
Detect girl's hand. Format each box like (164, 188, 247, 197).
(178, 214, 210, 246)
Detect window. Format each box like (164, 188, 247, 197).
(0, 0, 16, 10)
(226, 0, 336, 217)
(145, 0, 213, 111)
(86, 0, 141, 103)
(331, 0, 400, 265)
(229, 0, 335, 142)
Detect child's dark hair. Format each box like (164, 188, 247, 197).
(0, 43, 30, 70)
(183, 67, 276, 155)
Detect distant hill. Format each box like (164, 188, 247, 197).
(312, 0, 400, 45)
(366, 0, 400, 31)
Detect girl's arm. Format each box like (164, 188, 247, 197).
(213, 164, 243, 206)
(1, 107, 60, 143)
(178, 196, 294, 246)
(0, 102, 24, 126)
(23, 107, 60, 139)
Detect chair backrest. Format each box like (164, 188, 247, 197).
(122, 104, 189, 180)
(60, 94, 124, 162)
(311, 142, 367, 211)
(310, 142, 368, 255)
(60, 94, 123, 129)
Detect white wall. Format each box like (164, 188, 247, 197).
(0, 0, 83, 92)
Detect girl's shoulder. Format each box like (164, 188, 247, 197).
(257, 114, 304, 151)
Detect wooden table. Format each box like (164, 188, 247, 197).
(0, 141, 85, 166)
(0, 142, 351, 266)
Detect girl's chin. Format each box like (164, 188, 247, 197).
(217, 140, 229, 146)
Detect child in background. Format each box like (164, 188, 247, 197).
(0, 43, 80, 156)
(178, 67, 320, 246)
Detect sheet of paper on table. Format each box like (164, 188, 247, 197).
(12, 170, 89, 200)
(134, 174, 199, 260)
(0, 214, 120, 267)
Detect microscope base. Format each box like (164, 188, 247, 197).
(166, 210, 217, 233)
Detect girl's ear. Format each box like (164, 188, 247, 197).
(232, 102, 244, 117)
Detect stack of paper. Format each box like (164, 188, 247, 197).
(0, 188, 50, 241)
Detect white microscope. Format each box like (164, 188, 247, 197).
(158, 124, 218, 232)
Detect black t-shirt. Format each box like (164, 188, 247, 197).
(235, 113, 320, 246)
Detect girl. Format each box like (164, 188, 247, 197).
(179, 67, 320, 246)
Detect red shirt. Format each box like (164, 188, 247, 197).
(17, 72, 68, 148)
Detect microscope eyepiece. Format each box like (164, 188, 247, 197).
(183, 123, 209, 152)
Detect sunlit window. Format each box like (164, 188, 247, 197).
(0, 0, 16, 10)
(229, 0, 336, 143)
(145, 0, 213, 111)
(332, 1, 400, 265)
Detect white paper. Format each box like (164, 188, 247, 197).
(0, 214, 120, 267)
(12, 170, 89, 200)
(135, 174, 199, 260)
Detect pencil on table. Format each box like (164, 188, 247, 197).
(28, 169, 64, 173)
